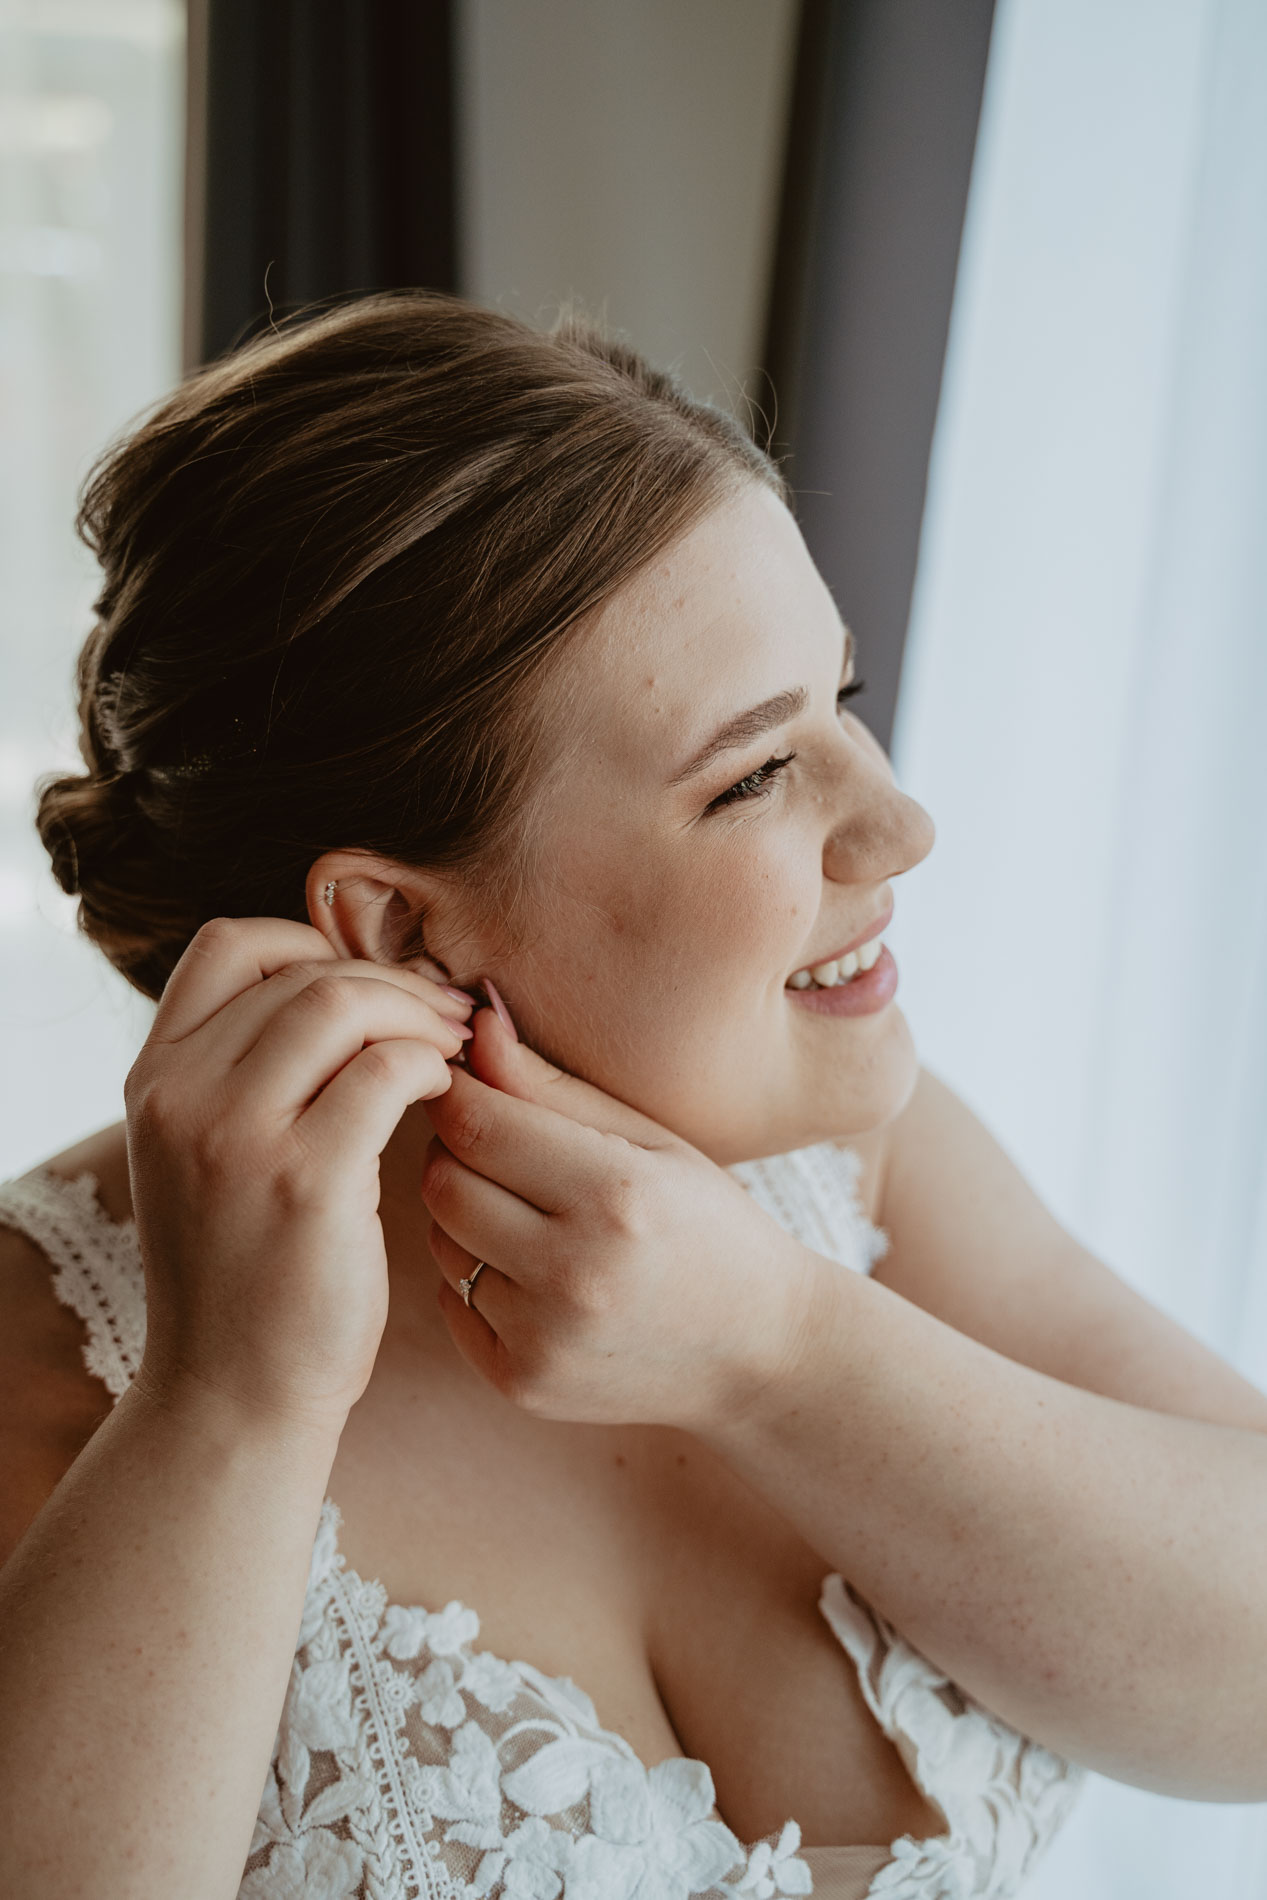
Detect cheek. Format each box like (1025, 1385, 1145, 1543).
(538, 816, 813, 1020)
(732, 811, 819, 898)
(685, 829, 813, 985)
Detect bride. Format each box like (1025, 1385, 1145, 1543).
(1, 289, 1264, 1900)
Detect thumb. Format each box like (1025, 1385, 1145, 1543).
(463, 992, 677, 1150)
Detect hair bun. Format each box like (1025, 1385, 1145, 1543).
(38, 289, 783, 1004)
(35, 764, 193, 998)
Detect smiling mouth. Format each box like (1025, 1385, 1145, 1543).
(785, 940, 898, 1014)
(786, 933, 886, 990)
(786, 896, 894, 990)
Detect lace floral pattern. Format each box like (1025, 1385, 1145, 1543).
(0, 1146, 1085, 1899)
(818, 1580, 1084, 1899)
(235, 1500, 815, 1900)
(0, 1167, 145, 1397)
(726, 1143, 890, 1280)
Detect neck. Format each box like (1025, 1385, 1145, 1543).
(375, 1101, 451, 1331)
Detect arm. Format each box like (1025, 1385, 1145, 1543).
(0, 918, 472, 1898)
(414, 1018, 1267, 1796)
(0, 1229, 341, 1900)
(700, 1066, 1267, 1800)
(870, 1064, 1267, 1433)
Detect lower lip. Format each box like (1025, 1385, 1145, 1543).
(784, 942, 898, 1016)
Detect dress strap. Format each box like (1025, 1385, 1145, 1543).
(818, 1574, 1086, 1894)
(727, 1139, 891, 1276)
(0, 1167, 145, 1402)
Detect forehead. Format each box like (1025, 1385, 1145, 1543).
(568, 484, 832, 774)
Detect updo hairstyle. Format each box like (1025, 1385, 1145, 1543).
(35, 289, 785, 1001)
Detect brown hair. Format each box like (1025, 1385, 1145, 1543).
(35, 288, 786, 1002)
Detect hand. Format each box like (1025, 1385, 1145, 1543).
(123, 917, 475, 1432)
(420, 1004, 822, 1432)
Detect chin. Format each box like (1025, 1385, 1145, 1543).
(813, 1004, 920, 1144)
(707, 1009, 921, 1166)
(866, 1004, 922, 1122)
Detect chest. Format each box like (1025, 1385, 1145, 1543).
(330, 1357, 942, 1853)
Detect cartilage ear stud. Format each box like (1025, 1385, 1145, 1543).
(323, 879, 337, 907)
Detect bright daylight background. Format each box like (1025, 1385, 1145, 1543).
(1, 2, 1265, 1895)
(1, 0, 181, 1142)
(888, 0, 1267, 1893)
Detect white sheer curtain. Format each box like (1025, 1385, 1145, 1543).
(888, 0, 1267, 1892)
(0, 0, 181, 1176)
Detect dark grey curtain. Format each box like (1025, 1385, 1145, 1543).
(195, 0, 456, 365)
(763, 0, 997, 754)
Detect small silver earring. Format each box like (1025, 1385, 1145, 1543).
(323, 879, 337, 907)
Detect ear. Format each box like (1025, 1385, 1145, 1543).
(304, 850, 457, 983)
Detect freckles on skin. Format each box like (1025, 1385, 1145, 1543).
(487, 485, 926, 1159)
(550, 742, 760, 987)
(525, 790, 802, 1132)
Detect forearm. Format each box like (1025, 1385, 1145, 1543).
(0, 1376, 341, 1900)
(705, 1252, 1267, 1798)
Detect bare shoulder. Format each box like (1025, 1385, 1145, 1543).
(0, 1121, 131, 1566)
(872, 1064, 1267, 1433)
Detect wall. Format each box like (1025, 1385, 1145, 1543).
(455, 0, 798, 410)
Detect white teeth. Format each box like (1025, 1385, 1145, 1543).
(789, 934, 884, 989)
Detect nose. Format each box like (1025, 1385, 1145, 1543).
(824, 718, 935, 883)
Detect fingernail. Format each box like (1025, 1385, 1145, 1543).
(441, 985, 476, 1009)
(482, 977, 519, 1043)
(452, 1021, 474, 1040)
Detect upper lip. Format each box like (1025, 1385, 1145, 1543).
(791, 895, 893, 976)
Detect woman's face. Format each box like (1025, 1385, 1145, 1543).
(437, 480, 936, 1167)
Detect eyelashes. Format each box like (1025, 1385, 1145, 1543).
(708, 680, 867, 812)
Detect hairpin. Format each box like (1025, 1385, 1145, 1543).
(144, 714, 261, 782)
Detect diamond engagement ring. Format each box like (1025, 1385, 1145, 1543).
(459, 1262, 488, 1307)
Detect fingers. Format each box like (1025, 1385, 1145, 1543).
(427, 1216, 518, 1391)
(231, 977, 470, 1118)
(420, 1138, 545, 1286)
(220, 968, 470, 1076)
(299, 1035, 456, 1163)
(422, 1058, 639, 1216)
(435, 1274, 505, 1387)
(460, 1005, 676, 1151)
(151, 916, 473, 1044)
(426, 1214, 514, 1323)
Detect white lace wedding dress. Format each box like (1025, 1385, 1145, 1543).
(0, 1140, 1084, 1900)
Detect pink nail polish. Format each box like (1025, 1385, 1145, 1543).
(453, 1021, 474, 1040)
(441, 985, 476, 1008)
(482, 977, 519, 1042)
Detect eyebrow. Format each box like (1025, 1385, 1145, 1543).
(665, 623, 855, 789)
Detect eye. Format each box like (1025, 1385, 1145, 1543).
(707, 679, 867, 812)
(708, 750, 796, 811)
